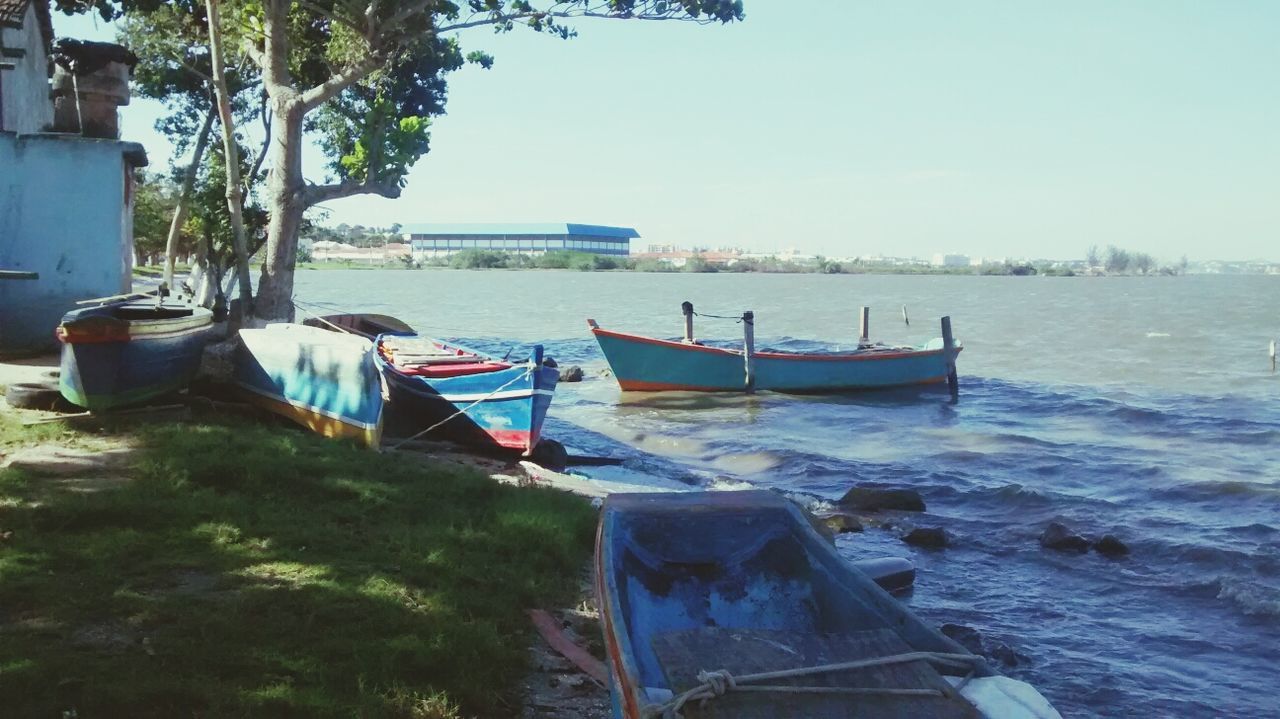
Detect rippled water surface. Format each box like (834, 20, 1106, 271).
(297, 270, 1280, 717)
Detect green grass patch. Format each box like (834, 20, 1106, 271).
(0, 419, 596, 717)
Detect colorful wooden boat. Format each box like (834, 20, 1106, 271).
(596, 490, 1060, 719)
(56, 300, 216, 410)
(301, 313, 414, 340)
(589, 319, 961, 393)
(375, 334, 558, 454)
(234, 323, 384, 448)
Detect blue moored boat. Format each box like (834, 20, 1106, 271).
(376, 334, 558, 455)
(589, 313, 960, 393)
(234, 324, 384, 448)
(596, 491, 1060, 719)
(57, 300, 216, 411)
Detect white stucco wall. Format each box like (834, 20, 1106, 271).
(0, 3, 53, 133)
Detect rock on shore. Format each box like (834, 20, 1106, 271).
(838, 486, 926, 512)
(903, 527, 949, 549)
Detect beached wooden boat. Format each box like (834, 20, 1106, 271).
(376, 334, 558, 454)
(596, 490, 1060, 719)
(56, 300, 216, 411)
(302, 313, 414, 340)
(234, 323, 384, 447)
(589, 318, 960, 393)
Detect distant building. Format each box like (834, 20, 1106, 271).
(932, 253, 970, 267)
(403, 223, 638, 259)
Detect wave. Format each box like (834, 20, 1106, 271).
(1216, 578, 1280, 619)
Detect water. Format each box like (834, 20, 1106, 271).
(298, 270, 1280, 717)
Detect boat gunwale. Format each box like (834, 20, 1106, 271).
(590, 324, 956, 363)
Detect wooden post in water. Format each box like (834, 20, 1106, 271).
(743, 310, 756, 393)
(681, 301, 695, 343)
(941, 316, 958, 398)
(902, 305, 910, 326)
(1271, 339, 1277, 373)
(859, 306, 870, 344)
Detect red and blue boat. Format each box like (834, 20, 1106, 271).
(57, 300, 216, 411)
(589, 318, 961, 393)
(234, 324, 385, 448)
(375, 334, 558, 455)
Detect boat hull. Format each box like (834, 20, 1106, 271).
(595, 491, 993, 719)
(57, 302, 216, 411)
(591, 323, 958, 393)
(378, 338, 557, 454)
(234, 324, 384, 448)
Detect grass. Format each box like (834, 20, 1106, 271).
(0, 416, 597, 717)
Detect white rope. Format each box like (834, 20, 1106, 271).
(290, 300, 358, 335)
(644, 651, 983, 719)
(387, 366, 533, 450)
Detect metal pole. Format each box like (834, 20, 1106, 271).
(902, 304, 910, 326)
(682, 301, 695, 343)
(859, 306, 870, 344)
(942, 316, 958, 398)
(743, 310, 755, 393)
(1271, 339, 1276, 373)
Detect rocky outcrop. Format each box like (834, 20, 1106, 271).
(1039, 521, 1090, 553)
(838, 486, 926, 512)
(819, 512, 864, 535)
(903, 527, 949, 549)
(558, 365, 584, 383)
(1094, 534, 1130, 558)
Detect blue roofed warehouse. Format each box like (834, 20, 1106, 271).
(402, 223, 639, 259)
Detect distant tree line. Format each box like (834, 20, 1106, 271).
(1085, 245, 1187, 276)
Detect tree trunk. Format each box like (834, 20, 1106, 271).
(254, 104, 305, 322)
(164, 105, 216, 295)
(205, 0, 254, 317)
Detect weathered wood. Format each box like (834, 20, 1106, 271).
(743, 310, 755, 393)
(528, 609, 608, 685)
(902, 304, 910, 326)
(682, 301, 695, 343)
(859, 306, 870, 343)
(941, 316, 958, 398)
(651, 627, 979, 719)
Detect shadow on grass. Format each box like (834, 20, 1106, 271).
(0, 419, 597, 717)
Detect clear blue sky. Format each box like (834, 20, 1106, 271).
(57, 2, 1279, 261)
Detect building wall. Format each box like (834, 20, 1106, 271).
(0, 4, 53, 133)
(0, 133, 138, 355)
(408, 234, 631, 258)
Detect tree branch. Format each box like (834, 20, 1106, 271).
(298, 55, 382, 111)
(303, 179, 401, 206)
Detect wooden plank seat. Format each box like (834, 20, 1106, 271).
(650, 627, 980, 719)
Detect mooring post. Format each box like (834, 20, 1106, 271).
(1271, 339, 1277, 373)
(682, 301, 695, 343)
(902, 304, 910, 326)
(743, 310, 756, 393)
(941, 316, 958, 398)
(859, 306, 870, 345)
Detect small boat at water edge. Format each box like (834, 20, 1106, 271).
(301, 313, 414, 340)
(57, 300, 216, 411)
(589, 313, 961, 394)
(596, 491, 1060, 719)
(234, 324, 384, 448)
(376, 334, 558, 455)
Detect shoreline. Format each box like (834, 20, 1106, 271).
(0, 359, 605, 718)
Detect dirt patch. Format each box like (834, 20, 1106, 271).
(520, 572, 610, 718)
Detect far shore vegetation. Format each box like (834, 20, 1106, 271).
(0, 407, 595, 717)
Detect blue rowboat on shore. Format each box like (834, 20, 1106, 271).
(234, 323, 384, 448)
(376, 334, 558, 455)
(589, 319, 960, 393)
(595, 490, 1060, 719)
(57, 300, 216, 411)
